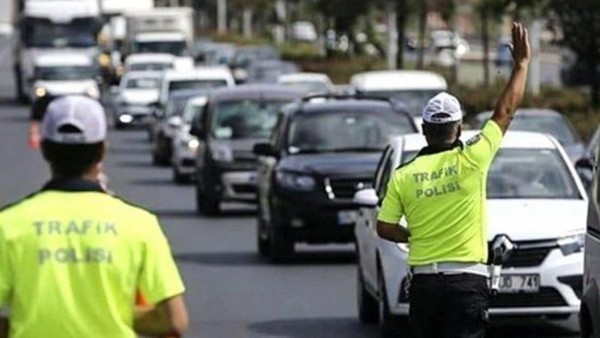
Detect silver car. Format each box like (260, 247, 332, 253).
(171, 96, 208, 183)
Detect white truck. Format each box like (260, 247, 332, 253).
(13, 0, 102, 102)
(122, 7, 194, 66)
(0, 0, 14, 36)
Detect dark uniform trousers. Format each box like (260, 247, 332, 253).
(409, 273, 489, 338)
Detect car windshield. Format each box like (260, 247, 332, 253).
(166, 96, 194, 117)
(125, 77, 160, 89)
(134, 41, 188, 56)
(168, 80, 228, 93)
(476, 114, 579, 146)
(401, 148, 580, 199)
(287, 111, 415, 154)
(362, 90, 443, 116)
(183, 104, 204, 124)
(23, 18, 97, 48)
(211, 100, 288, 140)
(129, 63, 172, 72)
(35, 66, 95, 81)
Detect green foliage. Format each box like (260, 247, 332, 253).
(280, 42, 322, 60)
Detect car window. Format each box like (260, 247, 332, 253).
(287, 110, 414, 154)
(361, 90, 442, 116)
(402, 148, 580, 199)
(168, 79, 229, 93)
(125, 78, 160, 89)
(378, 150, 396, 201)
(374, 146, 394, 200)
(270, 112, 287, 148)
(183, 104, 204, 124)
(129, 62, 172, 72)
(35, 65, 95, 81)
(211, 100, 289, 140)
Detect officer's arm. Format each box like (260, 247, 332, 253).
(134, 295, 189, 337)
(491, 22, 531, 135)
(377, 221, 410, 243)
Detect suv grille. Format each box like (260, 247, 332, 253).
(488, 239, 556, 268)
(326, 177, 372, 200)
(491, 287, 566, 308)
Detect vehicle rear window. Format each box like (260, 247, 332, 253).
(287, 110, 415, 154)
(169, 80, 228, 92)
(211, 100, 289, 139)
(363, 90, 442, 116)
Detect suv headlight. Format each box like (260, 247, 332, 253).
(558, 233, 585, 256)
(183, 138, 199, 150)
(276, 171, 316, 191)
(210, 143, 233, 162)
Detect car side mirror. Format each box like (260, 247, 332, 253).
(575, 157, 594, 171)
(253, 143, 277, 157)
(353, 188, 378, 207)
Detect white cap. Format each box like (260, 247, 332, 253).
(41, 96, 107, 144)
(422, 92, 463, 124)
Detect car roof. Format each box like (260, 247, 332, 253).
(163, 66, 233, 81)
(475, 108, 562, 122)
(35, 53, 93, 66)
(209, 84, 304, 101)
(350, 70, 447, 91)
(278, 72, 332, 84)
(135, 32, 186, 41)
(126, 53, 175, 64)
(396, 130, 559, 153)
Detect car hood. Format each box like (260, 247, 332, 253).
(487, 199, 587, 241)
(121, 89, 159, 104)
(36, 80, 96, 95)
(278, 152, 381, 176)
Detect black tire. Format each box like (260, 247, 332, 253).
(173, 166, 188, 184)
(269, 211, 293, 262)
(379, 268, 408, 338)
(357, 262, 379, 324)
(256, 214, 270, 256)
(195, 172, 220, 215)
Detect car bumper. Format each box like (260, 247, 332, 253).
(389, 249, 583, 317)
(173, 147, 197, 175)
(273, 195, 358, 244)
(115, 106, 153, 126)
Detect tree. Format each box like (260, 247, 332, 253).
(549, 0, 600, 107)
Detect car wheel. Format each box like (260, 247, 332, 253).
(173, 166, 188, 184)
(357, 259, 379, 324)
(378, 267, 408, 338)
(269, 210, 293, 262)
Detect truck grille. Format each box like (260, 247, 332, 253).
(491, 287, 566, 308)
(325, 177, 372, 200)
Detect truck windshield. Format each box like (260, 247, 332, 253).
(35, 66, 95, 81)
(211, 100, 288, 140)
(23, 18, 97, 48)
(134, 41, 187, 57)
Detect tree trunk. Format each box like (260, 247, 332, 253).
(395, 0, 407, 69)
(481, 0, 490, 87)
(416, 0, 427, 69)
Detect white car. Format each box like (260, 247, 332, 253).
(171, 96, 207, 183)
(349, 70, 447, 129)
(113, 71, 162, 129)
(124, 53, 177, 73)
(354, 131, 587, 336)
(277, 72, 333, 95)
(31, 52, 100, 101)
(158, 66, 235, 108)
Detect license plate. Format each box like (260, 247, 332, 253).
(338, 210, 358, 225)
(498, 274, 540, 293)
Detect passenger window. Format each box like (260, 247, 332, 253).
(374, 146, 392, 196)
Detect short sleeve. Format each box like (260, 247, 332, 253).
(377, 173, 404, 224)
(137, 217, 185, 305)
(0, 227, 12, 307)
(462, 120, 503, 171)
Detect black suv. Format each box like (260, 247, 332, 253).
(253, 95, 418, 260)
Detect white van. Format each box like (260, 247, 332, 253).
(350, 70, 448, 129)
(158, 66, 235, 108)
(31, 53, 100, 101)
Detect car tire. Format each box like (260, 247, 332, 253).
(256, 214, 270, 256)
(378, 267, 408, 338)
(173, 166, 188, 184)
(269, 211, 293, 262)
(357, 261, 379, 324)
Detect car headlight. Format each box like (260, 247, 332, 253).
(276, 171, 316, 191)
(186, 138, 199, 150)
(558, 233, 585, 256)
(35, 87, 47, 98)
(210, 143, 233, 162)
(86, 85, 100, 99)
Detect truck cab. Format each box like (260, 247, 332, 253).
(13, 0, 101, 102)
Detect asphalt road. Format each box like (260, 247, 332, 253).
(0, 36, 581, 338)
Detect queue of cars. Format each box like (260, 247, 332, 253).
(105, 38, 599, 337)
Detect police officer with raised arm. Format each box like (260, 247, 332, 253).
(376, 23, 531, 338)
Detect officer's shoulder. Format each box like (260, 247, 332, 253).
(109, 195, 158, 220)
(0, 192, 42, 215)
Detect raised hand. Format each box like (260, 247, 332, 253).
(508, 22, 531, 68)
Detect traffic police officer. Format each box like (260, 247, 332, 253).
(376, 23, 531, 337)
(0, 96, 188, 338)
